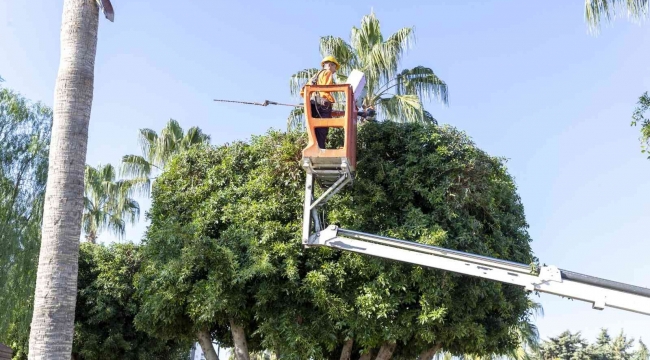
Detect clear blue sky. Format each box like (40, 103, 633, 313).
(2, 0, 649, 346)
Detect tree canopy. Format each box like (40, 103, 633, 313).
(139, 120, 537, 359)
(0, 80, 52, 359)
(73, 242, 189, 359)
(538, 329, 648, 360)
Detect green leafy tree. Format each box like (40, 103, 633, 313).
(134, 219, 252, 360)
(0, 79, 52, 359)
(535, 329, 647, 360)
(120, 119, 210, 196)
(590, 328, 613, 360)
(634, 339, 649, 360)
(141, 121, 536, 360)
(609, 331, 636, 360)
(82, 163, 140, 244)
(287, 11, 448, 128)
(72, 242, 189, 360)
(538, 331, 592, 360)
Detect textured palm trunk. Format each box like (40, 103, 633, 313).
(374, 342, 396, 360)
(417, 345, 441, 360)
(230, 318, 250, 360)
(197, 328, 219, 360)
(28, 0, 99, 358)
(339, 339, 354, 360)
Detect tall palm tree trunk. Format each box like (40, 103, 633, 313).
(28, 0, 99, 358)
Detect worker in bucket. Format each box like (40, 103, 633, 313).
(300, 56, 340, 149)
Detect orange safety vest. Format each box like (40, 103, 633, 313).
(300, 69, 336, 104)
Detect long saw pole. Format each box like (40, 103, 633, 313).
(213, 98, 302, 107)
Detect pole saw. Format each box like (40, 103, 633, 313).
(213, 98, 302, 107)
(213, 98, 376, 118)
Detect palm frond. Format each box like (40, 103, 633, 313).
(382, 27, 415, 77)
(289, 68, 320, 97)
(423, 110, 438, 125)
(98, 163, 116, 182)
(120, 176, 151, 198)
(157, 119, 184, 165)
(163, 118, 184, 141)
(97, 0, 114, 22)
(319, 36, 359, 73)
(377, 94, 426, 123)
(394, 66, 448, 105)
(137, 128, 158, 164)
(183, 127, 211, 150)
(386, 27, 415, 55)
(106, 213, 126, 239)
(351, 11, 383, 58)
(585, 0, 649, 32)
(82, 162, 139, 242)
(120, 155, 153, 179)
(287, 106, 305, 130)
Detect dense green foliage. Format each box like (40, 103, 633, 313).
(538, 329, 648, 360)
(0, 80, 51, 359)
(141, 121, 536, 359)
(73, 243, 189, 359)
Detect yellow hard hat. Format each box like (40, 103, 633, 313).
(321, 56, 340, 70)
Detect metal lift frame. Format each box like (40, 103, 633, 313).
(299, 81, 650, 317)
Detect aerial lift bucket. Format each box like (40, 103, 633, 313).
(300, 82, 359, 242)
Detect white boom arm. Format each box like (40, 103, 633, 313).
(305, 225, 650, 316)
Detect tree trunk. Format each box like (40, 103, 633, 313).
(374, 342, 396, 360)
(86, 231, 96, 244)
(359, 350, 373, 360)
(230, 318, 250, 360)
(28, 0, 99, 359)
(417, 344, 441, 360)
(197, 328, 219, 360)
(339, 339, 354, 360)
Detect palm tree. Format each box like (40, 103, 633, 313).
(82, 163, 139, 244)
(287, 11, 449, 129)
(507, 300, 544, 360)
(585, 0, 649, 32)
(28, 0, 113, 358)
(120, 119, 210, 196)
